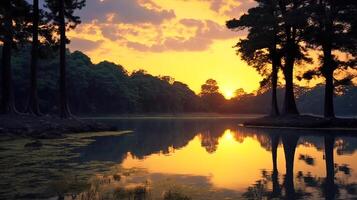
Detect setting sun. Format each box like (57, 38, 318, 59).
(224, 90, 234, 99)
(1, 0, 357, 199)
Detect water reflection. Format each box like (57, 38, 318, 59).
(75, 120, 357, 199)
(2, 119, 357, 199)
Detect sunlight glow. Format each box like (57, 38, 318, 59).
(224, 90, 234, 99)
(223, 129, 234, 140)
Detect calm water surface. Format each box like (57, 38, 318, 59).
(1, 117, 357, 199)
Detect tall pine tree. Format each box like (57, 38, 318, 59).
(45, 0, 85, 118)
(0, 0, 31, 114)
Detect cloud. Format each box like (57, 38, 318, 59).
(78, 0, 175, 24)
(125, 19, 236, 52)
(69, 0, 252, 53)
(69, 38, 103, 52)
(176, 0, 255, 17)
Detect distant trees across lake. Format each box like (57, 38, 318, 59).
(1, 47, 357, 116)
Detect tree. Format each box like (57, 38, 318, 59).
(302, 0, 357, 118)
(234, 88, 246, 100)
(277, 0, 312, 115)
(28, 0, 41, 115)
(0, 0, 31, 114)
(226, 0, 282, 116)
(200, 79, 225, 112)
(28, 0, 56, 115)
(45, 0, 85, 118)
(201, 79, 219, 95)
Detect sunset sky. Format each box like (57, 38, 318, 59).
(67, 0, 261, 98)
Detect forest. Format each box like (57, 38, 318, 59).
(2, 46, 357, 115)
(0, 0, 356, 118)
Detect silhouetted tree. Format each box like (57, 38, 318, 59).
(27, 0, 51, 115)
(28, 0, 41, 115)
(270, 134, 281, 198)
(201, 79, 219, 95)
(0, 0, 31, 114)
(324, 136, 337, 200)
(282, 135, 299, 199)
(302, 0, 357, 118)
(45, 0, 85, 118)
(200, 79, 225, 112)
(277, 0, 312, 115)
(226, 0, 282, 116)
(233, 88, 246, 100)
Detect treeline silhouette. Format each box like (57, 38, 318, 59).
(1, 46, 202, 114)
(222, 85, 357, 115)
(2, 46, 357, 115)
(227, 0, 357, 118)
(1, 0, 356, 117)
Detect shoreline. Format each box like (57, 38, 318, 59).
(242, 115, 357, 130)
(0, 114, 116, 139)
(2, 114, 357, 139)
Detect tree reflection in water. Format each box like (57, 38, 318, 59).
(242, 131, 357, 200)
(5, 119, 356, 199)
(75, 121, 357, 199)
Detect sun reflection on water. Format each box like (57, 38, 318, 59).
(121, 128, 357, 194)
(122, 129, 276, 190)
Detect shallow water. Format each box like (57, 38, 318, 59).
(1, 117, 357, 199)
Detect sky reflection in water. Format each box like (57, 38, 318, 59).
(78, 119, 357, 199)
(2, 119, 357, 199)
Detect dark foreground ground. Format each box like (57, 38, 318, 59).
(0, 114, 116, 139)
(244, 115, 357, 129)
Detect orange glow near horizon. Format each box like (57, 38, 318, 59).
(67, 0, 338, 94)
(67, 0, 262, 94)
(223, 89, 235, 99)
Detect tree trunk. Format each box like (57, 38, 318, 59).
(324, 70, 335, 118)
(324, 136, 336, 200)
(271, 135, 280, 197)
(270, 53, 280, 116)
(59, 0, 72, 118)
(282, 58, 299, 115)
(322, 40, 335, 118)
(278, 0, 299, 115)
(1, 2, 18, 115)
(28, 0, 41, 116)
(282, 135, 299, 200)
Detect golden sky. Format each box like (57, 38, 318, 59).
(67, 0, 261, 98)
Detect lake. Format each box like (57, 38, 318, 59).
(1, 116, 357, 199)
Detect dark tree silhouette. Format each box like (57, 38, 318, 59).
(324, 136, 337, 200)
(0, 0, 15, 114)
(270, 134, 281, 198)
(302, 0, 357, 118)
(201, 79, 219, 95)
(227, 0, 311, 116)
(277, 0, 312, 115)
(45, 0, 85, 118)
(200, 79, 225, 112)
(0, 0, 30, 114)
(226, 0, 282, 116)
(28, 0, 41, 116)
(282, 135, 299, 199)
(28, 0, 55, 115)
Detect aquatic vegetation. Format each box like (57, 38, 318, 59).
(163, 190, 191, 200)
(0, 131, 129, 199)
